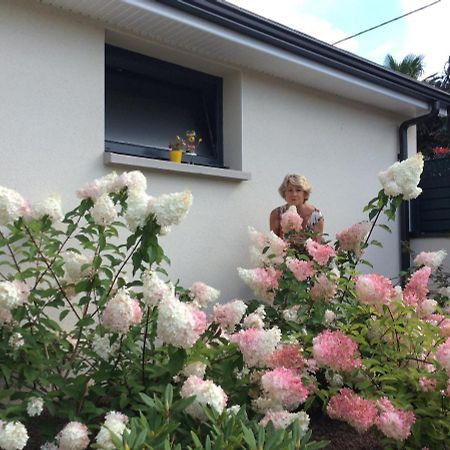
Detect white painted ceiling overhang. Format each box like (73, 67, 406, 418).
(40, 0, 429, 116)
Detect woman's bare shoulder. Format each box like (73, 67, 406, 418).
(304, 203, 318, 214)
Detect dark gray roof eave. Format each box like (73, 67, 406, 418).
(155, 0, 450, 108)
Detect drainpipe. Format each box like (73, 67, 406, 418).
(398, 100, 440, 274)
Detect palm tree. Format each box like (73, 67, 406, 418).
(384, 53, 425, 79)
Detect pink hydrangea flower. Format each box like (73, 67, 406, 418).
(230, 327, 281, 367)
(310, 274, 337, 301)
(355, 274, 394, 306)
(418, 377, 436, 392)
(142, 270, 172, 307)
(286, 258, 315, 282)
(259, 410, 310, 431)
(327, 388, 378, 432)
(403, 266, 431, 307)
(190, 281, 220, 308)
(77, 173, 120, 200)
(266, 344, 305, 372)
(212, 300, 247, 332)
(280, 206, 303, 234)
(238, 267, 282, 304)
(180, 376, 227, 420)
(102, 290, 142, 334)
(435, 338, 450, 374)
(414, 250, 447, 271)
(57, 422, 89, 450)
(305, 239, 336, 266)
(313, 330, 361, 372)
(375, 397, 415, 441)
(438, 318, 450, 338)
(336, 222, 370, 257)
(261, 367, 309, 410)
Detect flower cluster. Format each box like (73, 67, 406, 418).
(157, 294, 207, 349)
(266, 344, 305, 372)
(286, 258, 315, 282)
(32, 194, 64, 222)
(305, 239, 335, 266)
(142, 270, 172, 307)
(414, 250, 447, 271)
(336, 221, 370, 257)
(230, 327, 281, 367)
(95, 411, 128, 449)
(248, 227, 287, 266)
(435, 338, 450, 374)
(237, 267, 282, 304)
(0, 421, 29, 450)
(280, 206, 303, 234)
(355, 273, 394, 306)
(102, 289, 142, 334)
(57, 422, 90, 450)
(375, 397, 415, 441)
(26, 396, 44, 417)
(189, 281, 220, 308)
(180, 376, 228, 420)
(91, 193, 118, 226)
(310, 274, 337, 301)
(212, 300, 247, 332)
(378, 153, 424, 200)
(63, 251, 92, 283)
(403, 266, 431, 308)
(313, 330, 361, 372)
(0, 186, 29, 225)
(327, 388, 378, 432)
(149, 191, 193, 227)
(259, 410, 310, 431)
(260, 367, 309, 410)
(0, 281, 29, 323)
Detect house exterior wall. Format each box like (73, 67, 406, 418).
(1, 0, 406, 301)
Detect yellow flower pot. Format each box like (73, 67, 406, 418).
(169, 150, 183, 163)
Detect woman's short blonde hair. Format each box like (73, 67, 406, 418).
(278, 174, 312, 201)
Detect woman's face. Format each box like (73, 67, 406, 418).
(285, 183, 305, 206)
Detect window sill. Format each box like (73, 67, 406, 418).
(104, 152, 251, 181)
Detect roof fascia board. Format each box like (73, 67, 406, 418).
(154, 0, 450, 107)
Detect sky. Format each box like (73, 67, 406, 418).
(228, 0, 450, 79)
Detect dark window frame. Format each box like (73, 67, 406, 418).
(105, 44, 224, 168)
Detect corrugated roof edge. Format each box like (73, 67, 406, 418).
(155, 0, 450, 107)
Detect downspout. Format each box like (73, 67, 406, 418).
(398, 100, 440, 274)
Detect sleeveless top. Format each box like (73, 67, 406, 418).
(277, 205, 323, 232)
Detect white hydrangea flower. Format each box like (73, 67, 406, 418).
(182, 361, 207, 379)
(77, 172, 119, 200)
(149, 191, 193, 227)
(212, 300, 247, 331)
(40, 442, 58, 450)
(9, 332, 24, 350)
(157, 294, 206, 349)
(0, 281, 28, 310)
(102, 289, 142, 334)
(92, 335, 119, 361)
(378, 153, 424, 200)
(116, 171, 147, 194)
(282, 305, 299, 322)
(226, 405, 241, 415)
(0, 186, 29, 225)
(57, 421, 89, 450)
(0, 421, 29, 450)
(190, 281, 220, 309)
(414, 250, 447, 271)
(91, 193, 117, 226)
(180, 376, 227, 420)
(324, 310, 336, 325)
(418, 299, 438, 317)
(33, 194, 64, 222)
(95, 411, 128, 450)
(142, 270, 172, 307)
(26, 396, 44, 417)
(63, 251, 92, 283)
(243, 305, 266, 330)
(248, 227, 287, 267)
(125, 190, 151, 232)
(259, 410, 310, 431)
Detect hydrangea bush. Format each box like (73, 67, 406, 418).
(0, 153, 449, 449)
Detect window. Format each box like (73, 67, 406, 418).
(105, 45, 224, 167)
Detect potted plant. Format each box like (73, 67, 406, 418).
(168, 135, 185, 163)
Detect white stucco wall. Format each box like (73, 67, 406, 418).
(1, 1, 407, 302)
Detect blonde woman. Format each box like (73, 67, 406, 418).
(270, 174, 324, 241)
